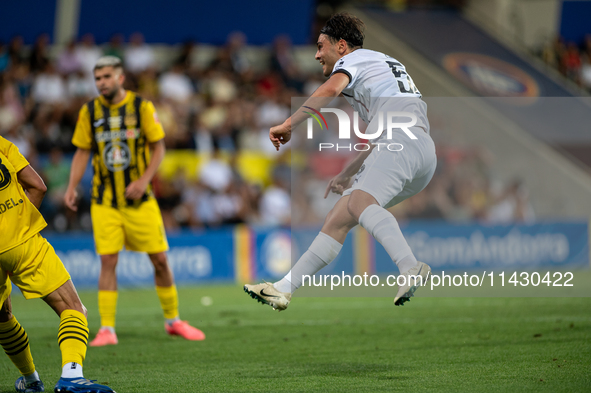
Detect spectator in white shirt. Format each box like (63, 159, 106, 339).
(124, 32, 155, 74)
(31, 62, 66, 105)
(259, 167, 291, 226)
(75, 34, 102, 79)
(158, 62, 194, 103)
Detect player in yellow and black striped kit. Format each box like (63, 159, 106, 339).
(0, 137, 115, 392)
(64, 56, 204, 346)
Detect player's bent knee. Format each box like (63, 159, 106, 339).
(58, 298, 86, 317)
(0, 307, 12, 323)
(322, 208, 357, 240)
(0, 312, 12, 322)
(323, 208, 335, 227)
(100, 254, 119, 270)
(71, 299, 86, 316)
(0, 298, 12, 322)
(323, 208, 343, 231)
(346, 198, 364, 221)
(346, 201, 357, 220)
(347, 190, 379, 221)
(149, 252, 169, 271)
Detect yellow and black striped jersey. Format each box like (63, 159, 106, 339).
(0, 137, 47, 254)
(72, 91, 165, 208)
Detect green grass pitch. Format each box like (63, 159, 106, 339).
(1, 286, 590, 392)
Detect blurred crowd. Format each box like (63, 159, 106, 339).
(389, 143, 534, 224)
(0, 32, 533, 232)
(539, 34, 591, 92)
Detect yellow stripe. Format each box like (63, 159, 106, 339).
(137, 98, 149, 195)
(354, 226, 372, 275)
(126, 99, 138, 184)
(91, 156, 99, 202)
(234, 225, 253, 284)
(110, 107, 127, 208)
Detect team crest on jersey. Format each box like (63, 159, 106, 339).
(124, 113, 137, 127)
(443, 53, 539, 98)
(0, 157, 11, 191)
(103, 141, 131, 172)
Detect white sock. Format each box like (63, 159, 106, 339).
(24, 370, 40, 384)
(396, 255, 419, 274)
(274, 272, 293, 293)
(61, 362, 83, 379)
(359, 204, 418, 274)
(101, 326, 115, 334)
(166, 316, 180, 326)
(274, 232, 342, 293)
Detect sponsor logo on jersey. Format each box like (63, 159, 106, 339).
(95, 129, 140, 143)
(0, 198, 23, 215)
(103, 141, 131, 172)
(443, 53, 539, 98)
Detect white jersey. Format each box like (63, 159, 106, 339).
(331, 49, 429, 135)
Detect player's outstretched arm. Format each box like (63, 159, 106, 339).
(293, 72, 350, 126)
(270, 73, 350, 151)
(64, 148, 91, 211)
(17, 165, 47, 209)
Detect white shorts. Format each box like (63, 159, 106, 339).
(342, 127, 436, 208)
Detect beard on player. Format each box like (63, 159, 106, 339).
(100, 84, 120, 101)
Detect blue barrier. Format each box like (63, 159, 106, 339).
(41, 221, 589, 289)
(47, 229, 235, 288)
(387, 221, 589, 271)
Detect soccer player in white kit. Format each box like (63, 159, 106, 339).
(244, 13, 436, 309)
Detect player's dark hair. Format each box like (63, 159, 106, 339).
(320, 13, 365, 49)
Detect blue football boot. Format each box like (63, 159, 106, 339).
(54, 378, 115, 393)
(15, 376, 45, 392)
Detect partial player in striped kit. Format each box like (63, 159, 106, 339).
(0, 136, 115, 392)
(245, 13, 436, 310)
